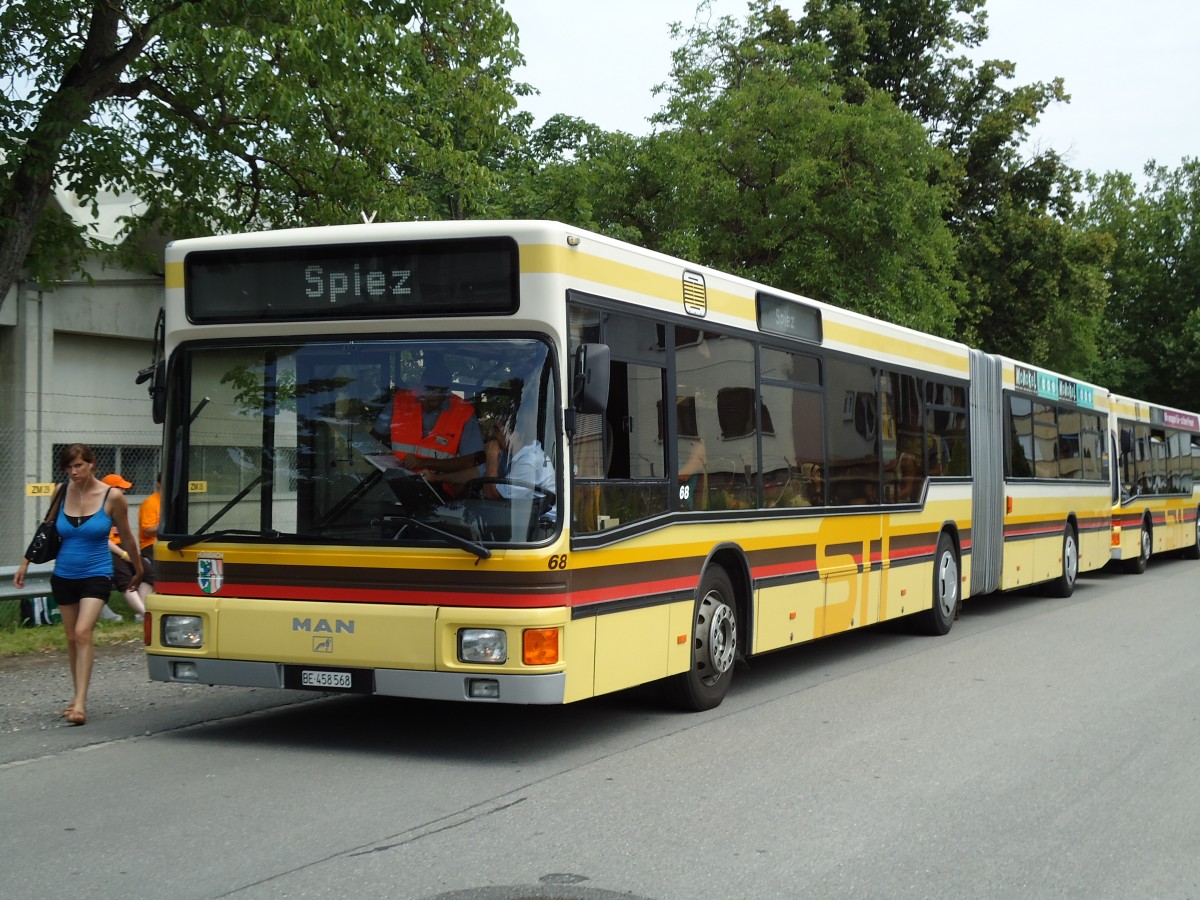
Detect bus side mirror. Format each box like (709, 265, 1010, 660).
(150, 361, 166, 425)
(572, 343, 610, 415)
(136, 359, 167, 424)
(138, 307, 167, 424)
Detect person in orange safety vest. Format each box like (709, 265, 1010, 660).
(370, 359, 485, 493)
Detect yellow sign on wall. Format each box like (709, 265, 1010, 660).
(188, 481, 208, 493)
(25, 483, 56, 496)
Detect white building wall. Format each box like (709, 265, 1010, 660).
(2, 228, 165, 559)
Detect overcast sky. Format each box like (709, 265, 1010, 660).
(504, 0, 1198, 179)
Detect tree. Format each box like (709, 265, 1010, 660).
(499, 114, 656, 245)
(0, 0, 527, 300)
(940, 61, 1110, 373)
(797, 0, 1110, 372)
(636, 2, 964, 335)
(798, 0, 988, 118)
(1083, 160, 1200, 409)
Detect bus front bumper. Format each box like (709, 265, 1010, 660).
(146, 654, 566, 704)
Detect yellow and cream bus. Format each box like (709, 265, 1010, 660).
(1108, 394, 1200, 571)
(142, 221, 1113, 710)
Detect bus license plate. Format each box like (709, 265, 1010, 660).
(301, 669, 352, 689)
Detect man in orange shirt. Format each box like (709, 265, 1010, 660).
(137, 473, 161, 587)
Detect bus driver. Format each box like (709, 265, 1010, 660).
(370, 358, 485, 493)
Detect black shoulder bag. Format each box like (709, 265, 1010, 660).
(24, 483, 66, 564)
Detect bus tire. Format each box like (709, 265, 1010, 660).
(1123, 519, 1150, 574)
(666, 566, 738, 711)
(1183, 510, 1200, 560)
(1047, 526, 1078, 598)
(918, 532, 958, 636)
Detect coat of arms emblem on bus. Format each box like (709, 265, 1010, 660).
(197, 555, 224, 594)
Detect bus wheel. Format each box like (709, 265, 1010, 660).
(1183, 510, 1200, 560)
(1123, 520, 1150, 574)
(667, 567, 738, 711)
(918, 533, 958, 636)
(1047, 526, 1078, 598)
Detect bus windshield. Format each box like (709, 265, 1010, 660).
(168, 336, 559, 549)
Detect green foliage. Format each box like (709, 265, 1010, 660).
(0, 595, 142, 658)
(1082, 160, 1200, 409)
(794, 0, 1108, 370)
(500, 114, 653, 244)
(3, 0, 1193, 416)
(219, 363, 298, 416)
(504, 0, 1118, 365)
(956, 194, 1112, 374)
(798, 0, 988, 117)
(507, 3, 964, 337)
(0, 0, 528, 297)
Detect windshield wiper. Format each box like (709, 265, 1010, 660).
(167, 528, 287, 552)
(185, 472, 273, 535)
(386, 514, 491, 561)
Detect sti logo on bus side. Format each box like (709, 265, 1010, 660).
(292, 618, 355, 635)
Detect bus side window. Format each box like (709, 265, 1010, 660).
(571, 357, 670, 533)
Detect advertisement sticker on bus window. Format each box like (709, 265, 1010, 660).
(1014, 364, 1062, 400)
(683, 271, 707, 317)
(1162, 409, 1200, 430)
(1016, 364, 1094, 408)
(1036, 371, 1059, 400)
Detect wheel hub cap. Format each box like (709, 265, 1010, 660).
(697, 593, 736, 680)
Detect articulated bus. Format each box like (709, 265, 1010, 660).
(1108, 394, 1200, 571)
(141, 221, 1192, 710)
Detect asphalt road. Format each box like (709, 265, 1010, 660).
(2, 557, 1199, 899)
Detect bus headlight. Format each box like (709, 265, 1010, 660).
(459, 628, 507, 664)
(162, 615, 204, 648)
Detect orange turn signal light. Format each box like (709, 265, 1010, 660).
(523, 628, 559, 665)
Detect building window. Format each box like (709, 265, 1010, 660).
(51, 444, 161, 495)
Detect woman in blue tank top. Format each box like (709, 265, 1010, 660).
(14, 443, 144, 725)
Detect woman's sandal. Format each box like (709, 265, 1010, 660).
(65, 709, 86, 726)
(61, 706, 75, 718)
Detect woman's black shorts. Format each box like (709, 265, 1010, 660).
(50, 574, 114, 606)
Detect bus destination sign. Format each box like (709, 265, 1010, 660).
(185, 237, 518, 323)
(756, 291, 822, 344)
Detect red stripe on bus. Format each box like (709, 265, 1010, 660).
(154, 575, 699, 609)
(154, 580, 569, 608)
